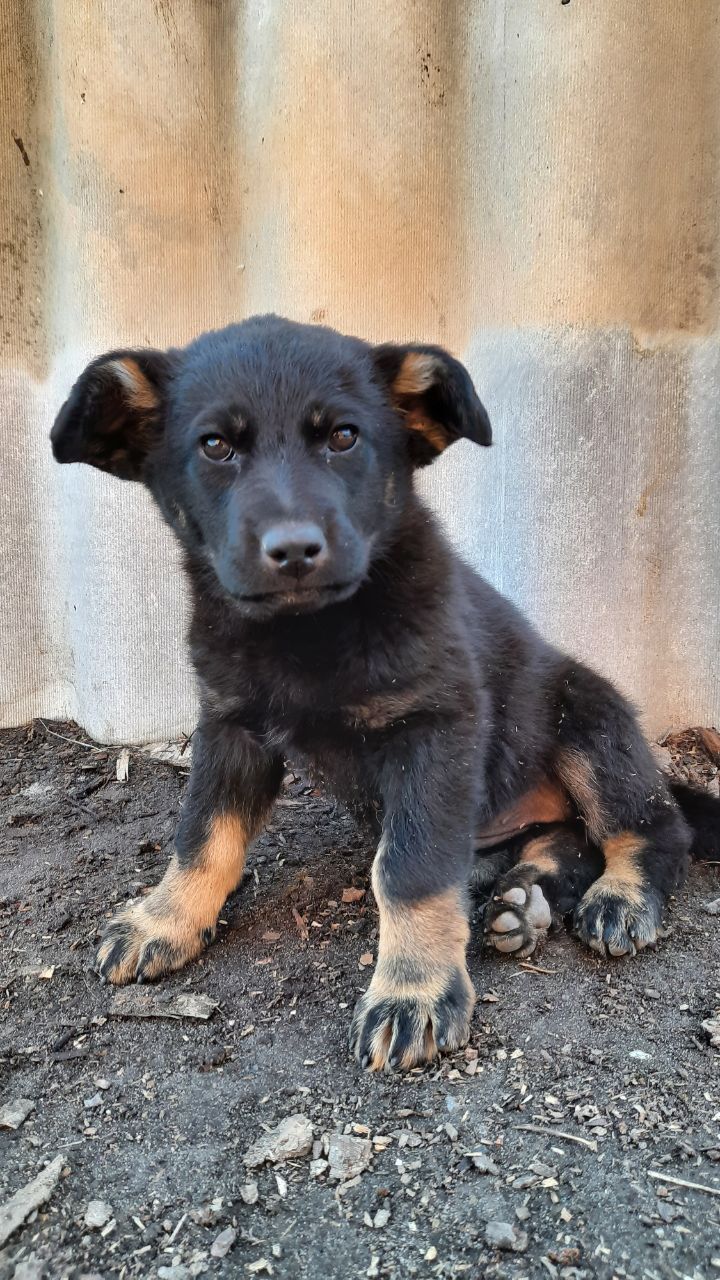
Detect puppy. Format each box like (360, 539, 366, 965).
(51, 315, 718, 1070)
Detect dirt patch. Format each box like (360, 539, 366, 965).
(1, 722, 719, 1279)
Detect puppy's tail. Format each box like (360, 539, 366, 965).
(670, 782, 720, 862)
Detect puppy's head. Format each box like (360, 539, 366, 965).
(51, 316, 491, 619)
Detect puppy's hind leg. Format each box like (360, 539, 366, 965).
(551, 660, 692, 958)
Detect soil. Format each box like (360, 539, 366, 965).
(1, 721, 719, 1280)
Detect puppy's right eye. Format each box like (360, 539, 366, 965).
(201, 435, 234, 462)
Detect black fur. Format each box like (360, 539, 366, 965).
(51, 315, 719, 1069)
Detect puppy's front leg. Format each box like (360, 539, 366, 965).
(350, 731, 477, 1070)
(96, 722, 284, 984)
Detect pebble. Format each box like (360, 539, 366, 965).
(327, 1133, 373, 1181)
(84, 1200, 113, 1229)
(0, 1099, 35, 1130)
(157, 1268, 190, 1280)
(469, 1151, 498, 1175)
(210, 1226, 237, 1259)
(12, 1255, 45, 1280)
(244, 1114, 314, 1167)
(240, 1181, 259, 1205)
(485, 1221, 527, 1252)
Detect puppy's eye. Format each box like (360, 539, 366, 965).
(328, 425, 358, 453)
(201, 435, 234, 462)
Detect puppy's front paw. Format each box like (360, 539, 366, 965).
(349, 966, 475, 1071)
(574, 882, 663, 957)
(95, 897, 214, 985)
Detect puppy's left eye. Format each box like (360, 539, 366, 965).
(201, 435, 235, 462)
(328, 425, 359, 453)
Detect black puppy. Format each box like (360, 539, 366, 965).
(51, 316, 718, 1071)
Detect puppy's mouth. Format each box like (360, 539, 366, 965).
(230, 579, 362, 616)
(240, 581, 352, 605)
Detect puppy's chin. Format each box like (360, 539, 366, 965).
(226, 579, 363, 621)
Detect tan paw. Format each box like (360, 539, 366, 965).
(574, 884, 663, 958)
(95, 896, 214, 984)
(349, 965, 475, 1071)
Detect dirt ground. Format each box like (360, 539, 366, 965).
(1, 721, 719, 1280)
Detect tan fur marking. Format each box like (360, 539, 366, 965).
(108, 357, 160, 413)
(392, 352, 438, 396)
(554, 749, 606, 842)
(475, 776, 573, 848)
(583, 831, 646, 909)
(345, 687, 423, 731)
(519, 832, 561, 876)
(96, 813, 249, 983)
(352, 852, 475, 1070)
(154, 812, 248, 927)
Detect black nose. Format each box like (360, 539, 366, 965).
(260, 522, 328, 578)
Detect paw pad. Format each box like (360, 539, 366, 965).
(485, 880, 552, 958)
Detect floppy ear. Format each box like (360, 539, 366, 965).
(372, 343, 492, 466)
(50, 349, 172, 480)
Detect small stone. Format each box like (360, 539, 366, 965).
(485, 1221, 527, 1252)
(629, 1049, 652, 1061)
(358, 952, 374, 968)
(342, 888, 365, 903)
(158, 1268, 189, 1280)
(328, 1133, 373, 1181)
(0, 1099, 35, 1130)
(84, 1200, 113, 1229)
(469, 1151, 498, 1175)
(425, 1246, 437, 1261)
(83, 1094, 103, 1110)
(210, 1225, 237, 1258)
(374, 1207, 390, 1229)
(12, 1255, 45, 1280)
(240, 1181, 259, 1204)
(702, 1017, 720, 1048)
(244, 1114, 314, 1167)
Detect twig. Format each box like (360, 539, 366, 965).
(515, 1123, 597, 1151)
(648, 1171, 720, 1197)
(518, 962, 557, 975)
(167, 1212, 188, 1243)
(37, 720, 105, 753)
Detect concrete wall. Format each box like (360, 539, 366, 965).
(1, 1, 718, 743)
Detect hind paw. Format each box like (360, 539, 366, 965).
(574, 884, 663, 958)
(484, 876, 552, 958)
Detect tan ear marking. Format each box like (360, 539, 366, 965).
(108, 357, 160, 413)
(392, 352, 439, 397)
(403, 410, 448, 453)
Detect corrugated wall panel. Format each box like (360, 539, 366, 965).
(1, 1, 718, 742)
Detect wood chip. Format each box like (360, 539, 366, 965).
(109, 990, 217, 1021)
(342, 888, 365, 903)
(358, 952, 374, 968)
(292, 908, 309, 941)
(0, 1155, 65, 1247)
(0, 1099, 35, 1130)
(115, 748, 130, 782)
